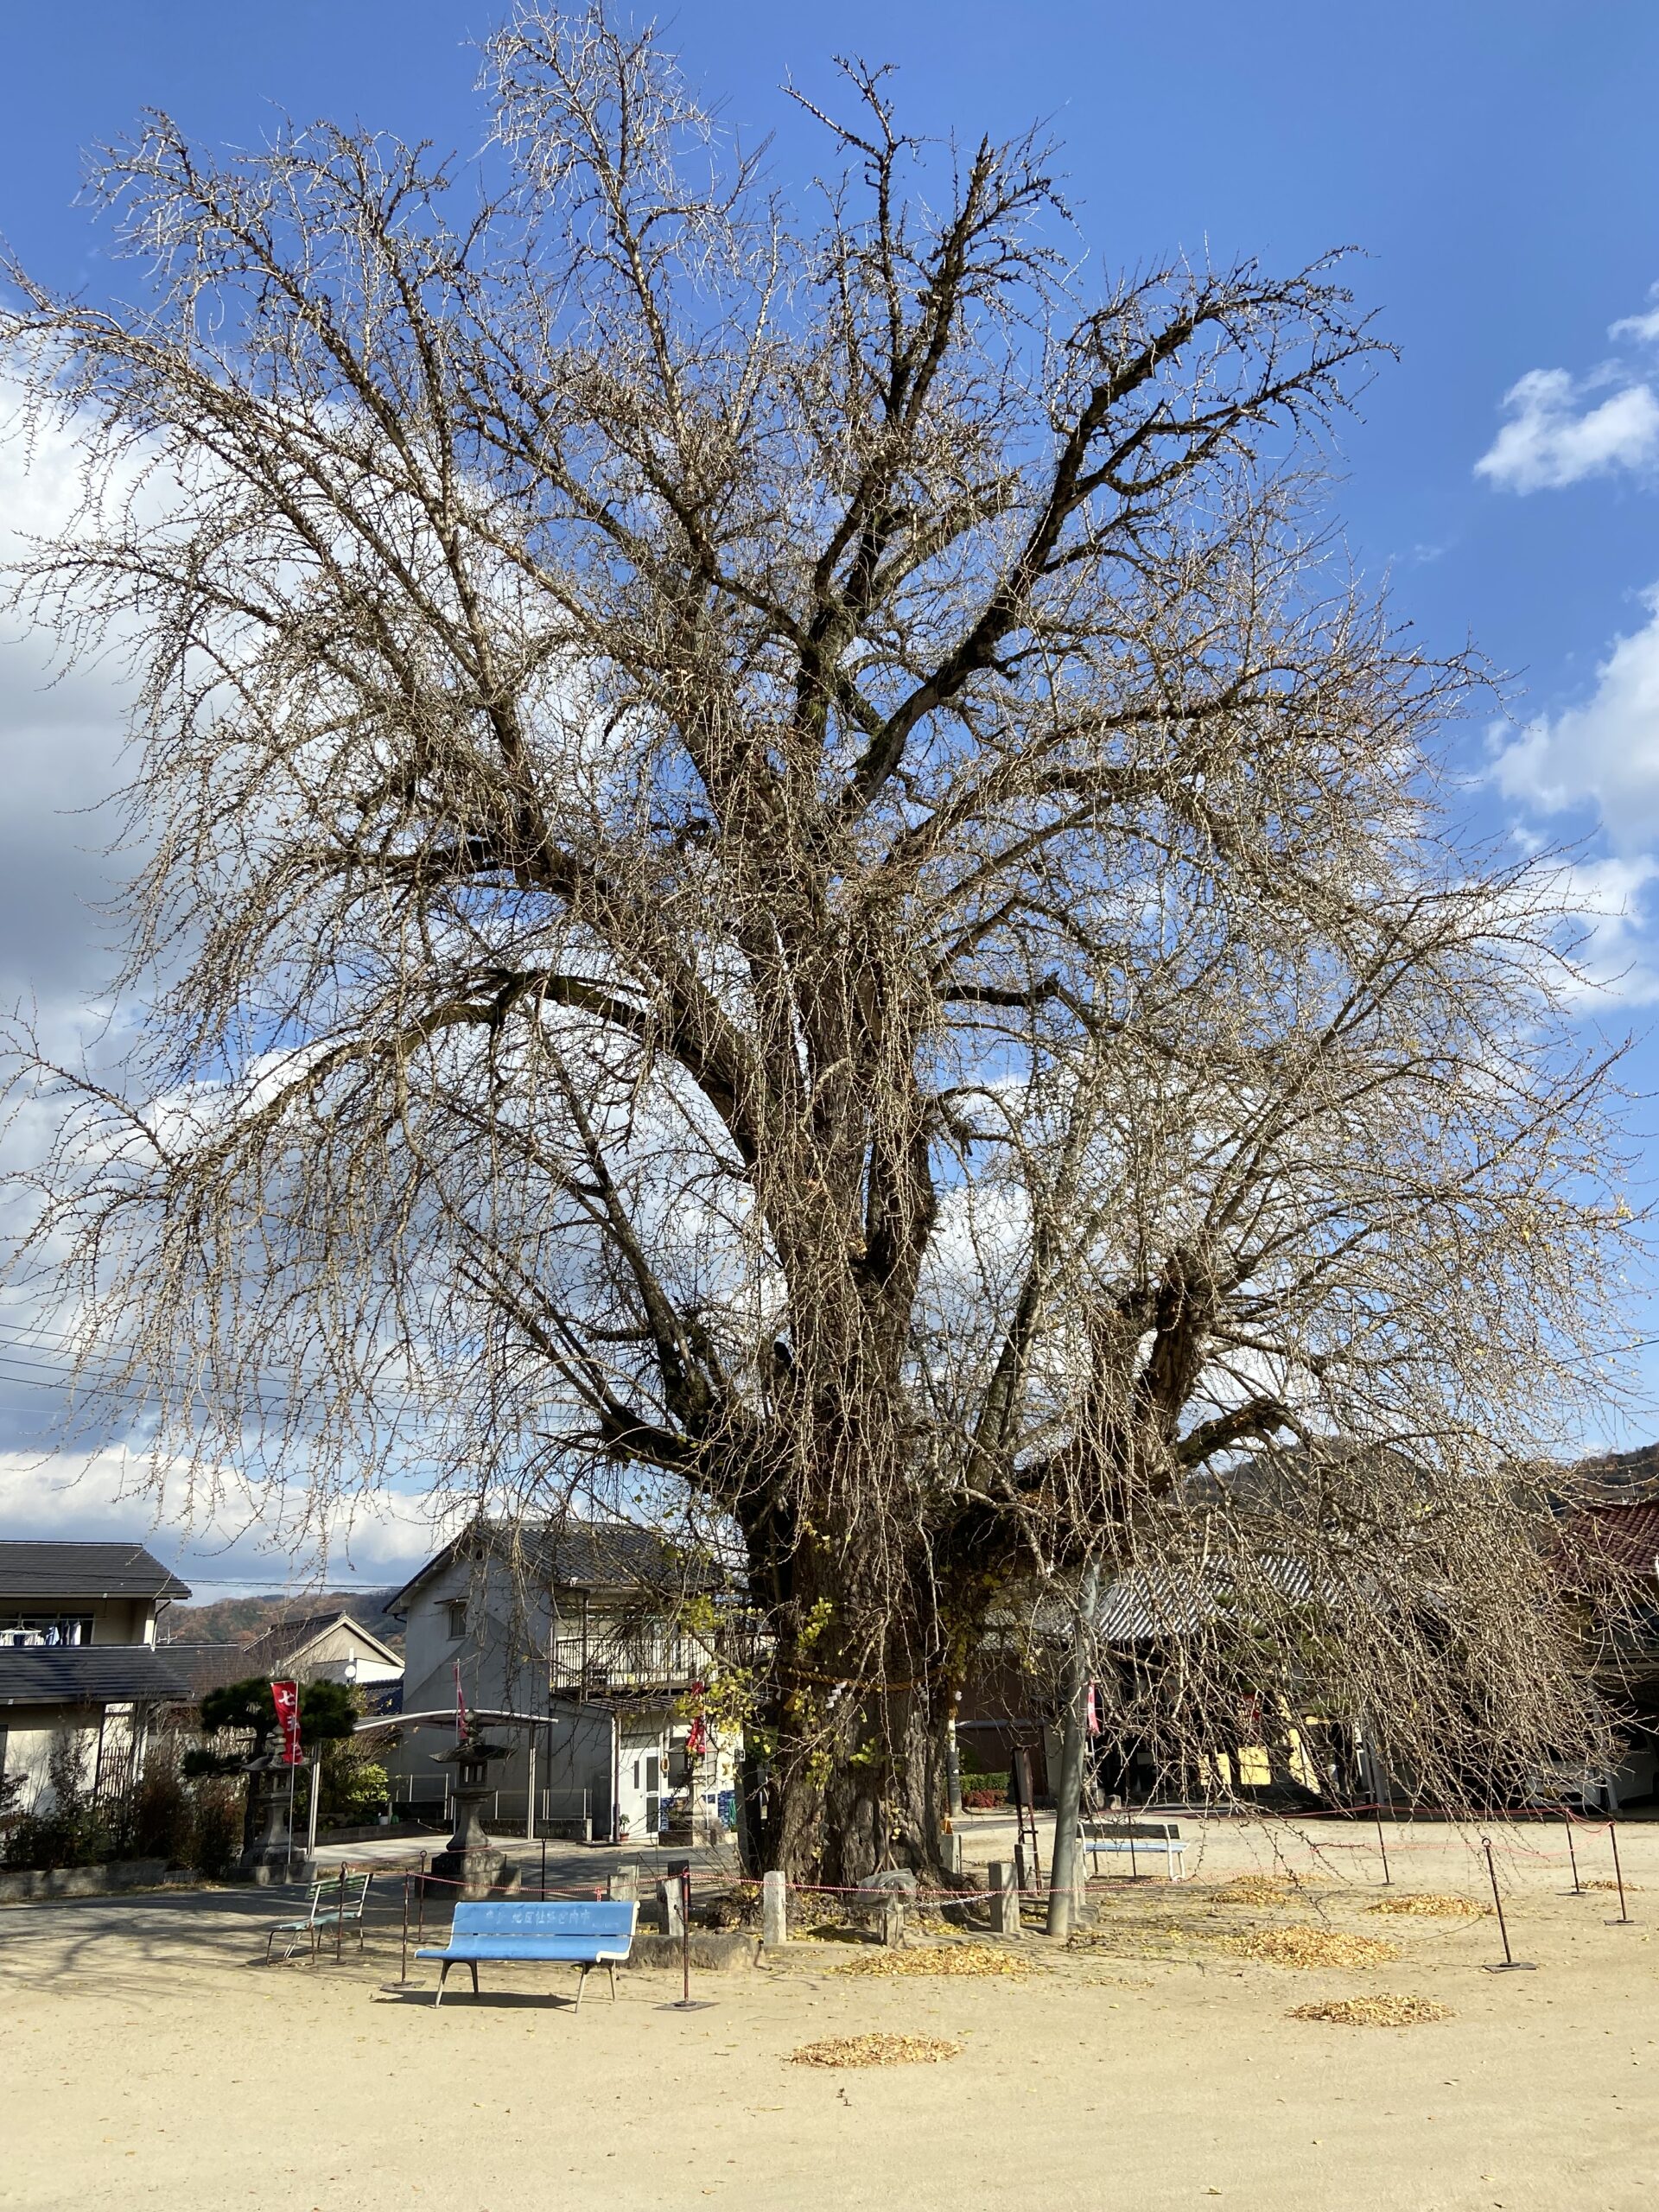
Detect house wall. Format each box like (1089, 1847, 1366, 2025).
(0, 1583, 167, 1812)
(386, 1555, 731, 1839)
(0, 1703, 143, 1813)
(388, 1554, 608, 1819)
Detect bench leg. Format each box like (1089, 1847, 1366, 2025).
(469, 1961, 480, 1998)
(435, 1960, 451, 2008)
(606, 1961, 616, 2004)
(574, 1962, 589, 2014)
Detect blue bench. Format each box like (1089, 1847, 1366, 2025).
(1079, 1820, 1187, 1880)
(416, 1900, 639, 2010)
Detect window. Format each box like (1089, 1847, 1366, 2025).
(444, 1600, 467, 1641)
(0, 1614, 94, 1649)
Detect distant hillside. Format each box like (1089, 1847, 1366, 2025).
(1568, 1441, 1659, 1497)
(160, 1587, 404, 1651)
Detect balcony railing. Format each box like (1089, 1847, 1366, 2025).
(547, 1634, 709, 1694)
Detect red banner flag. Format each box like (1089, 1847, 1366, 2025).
(454, 1662, 468, 1741)
(270, 1679, 303, 1766)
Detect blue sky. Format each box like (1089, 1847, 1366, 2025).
(0, 2, 1656, 1590)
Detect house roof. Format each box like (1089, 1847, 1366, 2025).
(157, 1643, 262, 1699)
(0, 1541, 191, 1604)
(1559, 1501, 1659, 1582)
(0, 1644, 194, 1707)
(241, 1610, 404, 1674)
(1096, 1555, 1322, 1642)
(387, 1519, 722, 1617)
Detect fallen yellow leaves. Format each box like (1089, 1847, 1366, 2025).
(1211, 1874, 1325, 1906)
(789, 2032, 963, 2068)
(832, 1942, 1032, 1979)
(1289, 1993, 1453, 2027)
(1213, 1927, 1402, 1969)
(1367, 1892, 1484, 1918)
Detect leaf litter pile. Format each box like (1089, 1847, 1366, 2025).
(1213, 1926, 1402, 1969)
(832, 1942, 1031, 1980)
(1211, 1873, 1327, 1907)
(1366, 1892, 1485, 1918)
(790, 2032, 963, 2069)
(1289, 1994, 1453, 2027)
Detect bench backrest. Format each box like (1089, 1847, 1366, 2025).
(448, 1900, 638, 1942)
(305, 1872, 372, 1916)
(1081, 1821, 1181, 1841)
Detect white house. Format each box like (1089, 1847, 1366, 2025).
(0, 1541, 194, 1809)
(166, 1605, 405, 1711)
(381, 1521, 737, 1844)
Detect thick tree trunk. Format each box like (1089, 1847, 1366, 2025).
(744, 1611, 962, 1888)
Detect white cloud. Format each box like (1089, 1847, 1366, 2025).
(1475, 367, 1659, 493)
(1611, 285, 1659, 347)
(1551, 855, 1659, 1006)
(1490, 585, 1659, 851)
(0, 1445, 440, 1594)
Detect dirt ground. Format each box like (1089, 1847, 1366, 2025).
(1, 1815, 1653, 2212)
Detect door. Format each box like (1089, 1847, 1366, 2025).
(644, 1752, 661, 1838)
(617, 1732, 664, 1841)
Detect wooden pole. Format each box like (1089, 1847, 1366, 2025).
(416, 1851, 427, 1945)
(401, 1870, 410, 1983)
(541, 1837, 548, 1900)
(1563, 1811, 1581, 1896)
(336, 1861, 346, 1963)
(1375, 1811, 1392, 1887)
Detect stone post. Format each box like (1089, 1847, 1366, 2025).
(608, 1862, 639, 1904)
(988, 1859, 1021, 1938)
(761, 1868, 789, 1948)
(880, 1897, 906, 1948)
(658, 1875, 685, 1936)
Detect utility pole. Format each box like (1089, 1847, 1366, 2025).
(1046, 1560, 1100, 1939)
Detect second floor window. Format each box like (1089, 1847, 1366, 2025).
(444, 1599, 467, 1641)
(1, 1614, 94, 1648)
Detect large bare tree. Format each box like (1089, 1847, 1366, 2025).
(1, 7, 1637, 1878)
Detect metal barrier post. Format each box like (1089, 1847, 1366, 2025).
(1607, 1822, 1635, 1926)
(1481, 1835, 1536, 1972)
(378, 1865, 423, 1993)
(659, 1860, 712, 2011)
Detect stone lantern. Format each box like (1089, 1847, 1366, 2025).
(238, 1751, 308, 1885)
(426, 1723, 517, 1901)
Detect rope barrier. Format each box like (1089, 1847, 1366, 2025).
(322, 1804, 1649, 1925)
